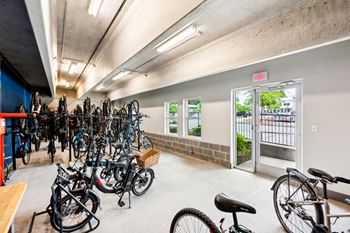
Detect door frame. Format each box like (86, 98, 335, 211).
(230, 80, 303, 176)
(231, 86, 257, 173)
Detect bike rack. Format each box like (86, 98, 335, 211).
(28, 183, 100, 233)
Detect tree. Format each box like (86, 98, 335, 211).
(237, 90, 286, 110)
(260, 90, 286, 109)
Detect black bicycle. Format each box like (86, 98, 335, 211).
(170, 193, 256, 233)
(67, 134, 154, 208)
(32, 164, 101, 233)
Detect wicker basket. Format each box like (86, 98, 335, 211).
(136, 148, 161, 168)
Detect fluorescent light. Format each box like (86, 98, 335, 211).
(156, 24, 199, 53)
(96, 85, 104, 91)
(65, 82, 70, 88)
(68, 62, 77, 75)
(112, 70, 130, 81)
(88, 0, 103, 17)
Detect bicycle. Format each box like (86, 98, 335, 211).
(28, 163, 101, 233)
(170, 193, 256, 233)
(72, 127, 89, 159)
(70, 135, 155, 208)
(13, 104, 31, 165)
(271, 167, 350, 233)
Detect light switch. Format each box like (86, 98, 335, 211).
(311, 125, 318, 133)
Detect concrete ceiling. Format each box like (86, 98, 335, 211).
(42, 0, 349, 100)
(0, 0, 50, 94)
(56, 0, 124, 89)
(101, 0, 321, 92)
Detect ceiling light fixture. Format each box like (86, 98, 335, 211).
(155, 24, 199, 53)
(68, 62, 77, 75)
(96, 84, 105, 91)
(65, 82, 70, 88)
(88, 0, 103, 17)
(112, 70, 131, 81)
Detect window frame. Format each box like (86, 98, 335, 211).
(183, 97, 202, 139)
(164, 100, 178, 135)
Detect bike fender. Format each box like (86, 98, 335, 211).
(86, 189, 101, 206)
(144, 168, 155, 178)
(271, 174, 290, 190)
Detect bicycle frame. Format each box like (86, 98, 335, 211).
(282, 173, 350, 231)
(287, 198, 350, 230)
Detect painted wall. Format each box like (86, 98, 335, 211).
(0, 60, 31, 165)
(118, 40, 350, 194)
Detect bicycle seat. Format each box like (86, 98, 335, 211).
(308, 168, 334, 183)
(214, 193, 256, 214)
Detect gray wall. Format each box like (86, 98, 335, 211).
(118, 40, 350, 194)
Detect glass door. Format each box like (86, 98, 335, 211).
(232, 81, 302, 175)
(233, 89, 255, 172)
(256, 82, 301, 174)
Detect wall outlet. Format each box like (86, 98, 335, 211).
(311, 125, 318, 133)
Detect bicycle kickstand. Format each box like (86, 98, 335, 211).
(117, 191, 132, 209)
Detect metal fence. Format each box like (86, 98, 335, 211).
(236, 113, 296, 148)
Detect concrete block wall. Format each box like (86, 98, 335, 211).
(145, 132, 231, 168)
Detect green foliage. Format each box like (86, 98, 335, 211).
(236, 90, 286, 111)
(260, 90, 286, 110)
(169, 101, 178, 113)
(188, 125, 201, 137)
(236, 133, 251, 155)
(188, 99, 201, 113)
(170, 127, 177, 134)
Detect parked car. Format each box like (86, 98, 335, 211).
(236, 111, 252, 117)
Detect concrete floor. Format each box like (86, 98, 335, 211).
(7, 144, 350, 233)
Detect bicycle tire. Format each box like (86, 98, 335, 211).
(72, 139, 80, 159)
(4, 162, 9, 181)
(50, 189, 99, 232)
(272, 174, 324, 233)
(131, 168, 154, 196)
(170, 208, 221, 233)
(21, 149, 30, 165)
(141, 135, 153, 150)
(130, 100, 139, 115)
(35, 140, 40, 151)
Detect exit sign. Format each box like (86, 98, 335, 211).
(252, 71, 268, 82)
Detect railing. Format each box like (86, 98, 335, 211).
(236, 113, 296, 148)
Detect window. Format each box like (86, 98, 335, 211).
(165, 101, 178, 134)
(184, 98, 201, 137)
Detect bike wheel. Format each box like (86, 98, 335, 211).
(35, 140, 40, 151)
(131, 168, 154, 196)
(170, 208, 221, 233)
(61, 136, 66, 152)
(50, 190, 99, 232)
(48, 140, 56, 163)
(141, 135, 153, 151)
(4, 162, 9, 181)
(21, 148, 31, 165)
(72, 140, 80, 159)
(130, 100, 139, 115)
(273, 175, 324, 233)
